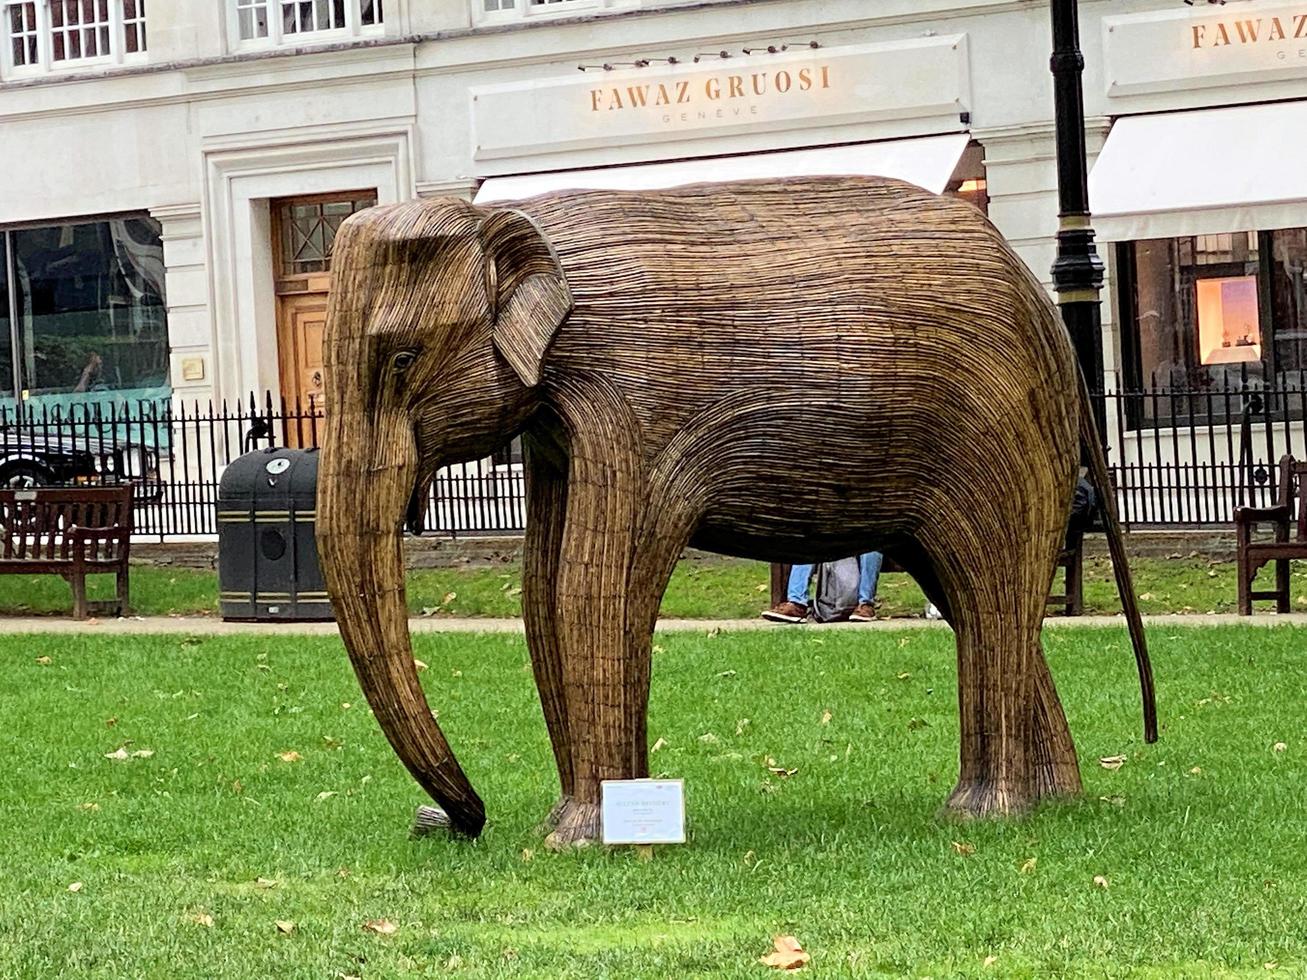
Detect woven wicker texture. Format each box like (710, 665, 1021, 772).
(317, 176, 1155, 846)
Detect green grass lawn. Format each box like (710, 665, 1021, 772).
(1, 553, 1304, 620)
(2, 625, 1305, 977)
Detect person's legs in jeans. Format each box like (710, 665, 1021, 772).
(787, 564, 814, 605)
(850, 552, 883, 621)
(762, 563, 814, 622)
(858, 552, 883, 605)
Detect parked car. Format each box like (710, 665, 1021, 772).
(0, 427, 161, 498)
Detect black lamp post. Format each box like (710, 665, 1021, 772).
(1049, 0, 1107, 443)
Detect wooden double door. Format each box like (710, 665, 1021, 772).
(272, 191, 376, 439)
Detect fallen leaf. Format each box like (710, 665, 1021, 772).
(131, 749, 154, 759)
(717, 669, 737, 678)
(1020, 857, 1037, 874)
(105, 717, 117, 727)
(820, 710, 832, 726)
(984, 955, 998, 968)
(896, 671, 911, 680)
(67, 882, 83, 893)
(768, 765, 799, 778)
(951, 841, 975, 856)
(275, 919, 296, 935)
(77, 802, 100, 812)
(191, 912, 214, 927)
(413, 659, 428, 673)
(1099, 794, 1126, 807)
(1093, 875, 1109, 889)
(651, 645, 665, 654)
(1099, 755, 1126, 771)
(520, 848, 534, 863)
(651, 737, 668, 753)
(1139, 592, 1154, 601)
(314, 791, 337, 803)
(255, 877, 279, 889)
(277, 751, 302, 763)
(35, 656, 51, 666)
(1189, 766, 1202, 775)
(706, 627, 721, 638)
(760, 935, 810, 970)
(743, 849, 757, 866)
(755, 583, 768, 592)
(736, 718, 750, 735)
(103, 747, 130, 761)
(1266, 962, 1279, 971)
(341, 702, 352, 710)
(446, 953, 464, 970)
(362, 918, 398, 936)
(698, 732, 719, 745)
(442, 591, 457, 604)
(1274, 742, 1287, 753)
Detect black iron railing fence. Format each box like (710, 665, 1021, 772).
(0, 387, 1301, 537)
(0, 394, 524, 539)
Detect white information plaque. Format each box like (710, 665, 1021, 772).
(600, 779, 686, 845)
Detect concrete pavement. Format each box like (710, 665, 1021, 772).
(2, 612, 1305, 635)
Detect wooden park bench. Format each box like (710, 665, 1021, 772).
(768, 531, 1086, 617)
(1235, 454, 1307, 615)
(0, 485, 133, 619)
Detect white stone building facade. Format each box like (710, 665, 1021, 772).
(2, 0, 1306, 525)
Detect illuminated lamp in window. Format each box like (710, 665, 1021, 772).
(1197, 275, 1261, 365)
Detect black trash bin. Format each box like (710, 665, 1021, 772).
(217, 447, 333, 622)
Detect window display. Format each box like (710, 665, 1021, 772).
(1121, 228, 1307, 423)
(1, 215, 168, 403)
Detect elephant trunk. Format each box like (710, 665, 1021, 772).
(317, 404, 486, 837)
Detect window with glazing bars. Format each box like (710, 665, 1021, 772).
(6, 1, 37, 65)
(122, 0, 144, 53)
(49, 0, 112, 61)
(235, 0, 268, 38)
(281, 0, 345, 34)
(236, 0, 380, 40)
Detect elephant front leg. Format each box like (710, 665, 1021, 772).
(521, 440, 576, 831)
(540, 402, 649, 849)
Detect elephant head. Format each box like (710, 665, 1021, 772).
(316, 199, 572, 837)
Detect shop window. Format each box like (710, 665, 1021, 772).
(231, 0, 382, 45)
(1120, 228, 1307, 425)
(0, 237, 13, 396)
(0, 216, 169, 401)
(2, 0, 145, 75)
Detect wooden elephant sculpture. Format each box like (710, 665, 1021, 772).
(316, 176, 1157, 847)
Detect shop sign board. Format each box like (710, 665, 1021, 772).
(1104, 3, 1307, 96)
(470, 37, 970, 162)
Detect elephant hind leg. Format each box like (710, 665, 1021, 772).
(926, 519, 1078, 818)
(1030, 638, 1082, 802)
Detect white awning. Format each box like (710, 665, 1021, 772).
(1090, 101, 1307, 242)
(473, 133, 970, 204)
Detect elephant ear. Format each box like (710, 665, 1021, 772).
(480, 208, 572, 388)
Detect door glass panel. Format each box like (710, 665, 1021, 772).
(277, 195, 376, 277)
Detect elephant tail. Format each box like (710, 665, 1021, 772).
(1078, 371, 1158, 744)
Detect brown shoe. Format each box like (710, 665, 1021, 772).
(761, 601, 808, 624)
(849, 602, 877, 622)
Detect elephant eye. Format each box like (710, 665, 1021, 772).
(391, 350, 418, 373)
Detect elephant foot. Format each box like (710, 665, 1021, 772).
(533, 796, 573, 835)
(1031, 748, 1082, 802)
(543, 799, 601, 851)
(942, 779, 1033, 820)
(411, 804, 452, 838)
